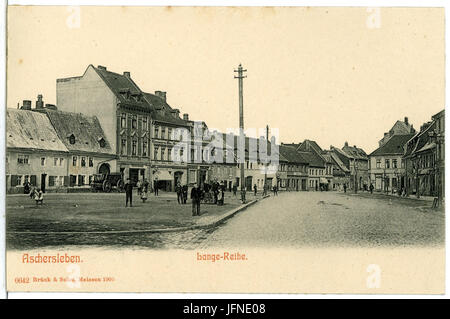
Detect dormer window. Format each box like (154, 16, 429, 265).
(68, 134, 75, 145)
(98, 137, 106, 148)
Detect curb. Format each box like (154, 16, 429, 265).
(9, 195, 270, 235)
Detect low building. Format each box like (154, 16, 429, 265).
(38, 108, 117, 189)
(278, 144, 309, 191)
(6, 107, 69, 194)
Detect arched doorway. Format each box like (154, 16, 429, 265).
(99, 163, 110, 175)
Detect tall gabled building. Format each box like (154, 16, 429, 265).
(56, 65, 191, 189)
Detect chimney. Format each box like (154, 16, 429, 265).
(183, 113, 189, 121)
(344, 141, 348, 147)
(404, 117, 409, 125)
(21, 100, 32, 110)
(123, 71, 130, 77)
(171, 108, 180, 119)
(36, 94, 44, 109)
(97, 65, 107, 70)
(155, 91, 167, 102)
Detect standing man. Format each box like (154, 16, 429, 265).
(125, 178, 133, 207)
(343, 183, 347, 193)
(176, 182, 183, 204)
(154, 180, 159, 196)
(253, 184, 257, 196)
(191, 183, 200, 216)
(369, 183, 374, 194)
(182, 184, 188, 204)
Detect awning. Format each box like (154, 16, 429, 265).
(154, 170, 173, 181)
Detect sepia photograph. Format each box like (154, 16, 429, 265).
(3, 4, 446, 294)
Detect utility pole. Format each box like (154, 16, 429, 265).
(234, 64, 247, 203)
(354, 159, 358, 194)
(263, 124, 269, 196)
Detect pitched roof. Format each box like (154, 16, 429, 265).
(41, 109, 114, 155)
(92, 65, 150, 109)
(6, 109, 68, 152)
(142, 92, 189, 126)
(342, 144, 368, 160)
(279, 145, 309, 164)
(404, 121, 436, 157)
(329, 152, 350, 173)
(369, 134, 414, 156)
(92, 65, 189, 127)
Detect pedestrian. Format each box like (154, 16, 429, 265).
(35, 188, 44, 205)
(24, 181, 30, 195)
(154, 181, 159, 196)
(253, 184, 257, 196)
(212, 181, 219, 204)
(29, 185, 35, 199)
(182, 184, 188, 204)
(176, 182, 182, 204)
(232, 183, 237, 196)
(369, 183, 374, 194)
(191, 183, 201, 216)
(275, 185, 278, 196)
(125, 178, 133, 207)
(136, 179, 142, 196)
(343, 183, 347, 193)
(141, 179, 148, 203)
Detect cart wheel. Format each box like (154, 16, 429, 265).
(117, 179, 124, 192)
(103, 180, 112, 192)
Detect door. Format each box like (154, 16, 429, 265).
(41, 174, 47, 193)
(245, 176, 253, 191)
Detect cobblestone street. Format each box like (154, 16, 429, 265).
(198, 191, 445, 249)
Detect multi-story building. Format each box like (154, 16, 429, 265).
(403, 110, 445, 198)
(369, 134, 414, 193)
(328, 151, 350, 190)
(341, 142, 369, 190)
(57, 65, 191, 190)
(6, 107, 69, 194)
(278, 144, 309, 191)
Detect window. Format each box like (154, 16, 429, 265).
(168, 128, 172, 140)
(99, 138, 106, 148)
(132, 140, 137, 156)
(54, 158, 58, 166)
(121, 113, 127, 128)
(132, 116, 137, 129)
(17, 154, 29, 164)
(17, 155, 28, 164)
(168, 147, 172, 161)
(60, 158, 64, 166)
(161, 148, 166, 161)
(161, 127, 166, 139)
(89, 157, 93, 167)
(385, 159, 390, 169)
(72, 156, 77, 166)
(16, 175, 22, 186)
(69, 134, 75, 145)
(154, 147, 159, 160)
(81, 157, 86, 167)
(143, 141, 148, 157)
(392, 159, 398, 169)
(154, 126, 159, 138)
(376, 159, 381, 168)
(121, 139, 127, 156)
(41, 157, 46, 166)
(143, 117, 147, 130)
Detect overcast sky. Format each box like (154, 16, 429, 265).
(7, 6, 444, 153)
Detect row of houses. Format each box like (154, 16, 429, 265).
(6, 64, 444, 198)
(368, 112, 445, 198)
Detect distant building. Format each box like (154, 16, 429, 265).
(341, 142, 369, 190)
(328, 150, 350, 190)
(278, 144, 309, 191)
(369, 134, 414, 193)
(6, 107, 69, 194)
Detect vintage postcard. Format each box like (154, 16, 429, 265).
(4, 5, 445, 294)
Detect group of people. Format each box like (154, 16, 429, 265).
(125, 178, 149, 207)
(23, 182, 44, 205)
(175, 183, 189, 204)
